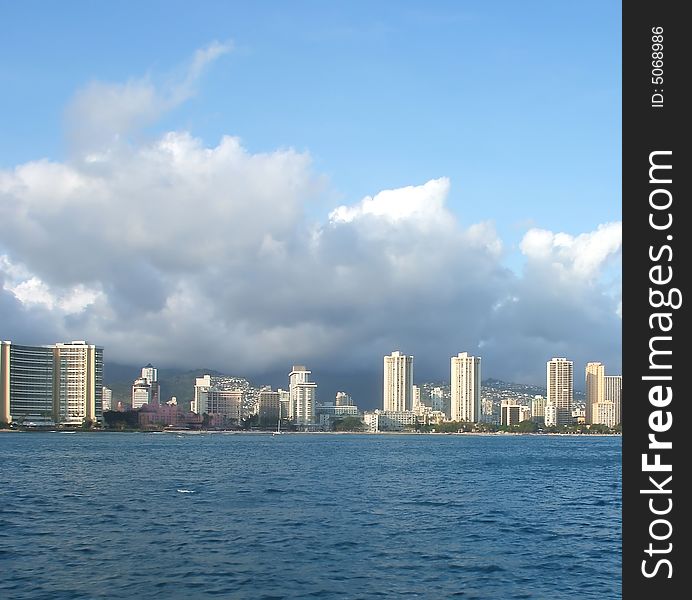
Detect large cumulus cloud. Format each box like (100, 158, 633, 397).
(0, 45, 621, 393)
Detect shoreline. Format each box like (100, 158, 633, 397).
(1, 428, 621, 437)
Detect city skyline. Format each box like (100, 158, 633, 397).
(1, 338, 620, 425)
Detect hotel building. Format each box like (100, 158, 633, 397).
(1, 340, 103, 425)
(258, 389, 281, 426)
(585, 362, 605, 425)
(289, 365, 317, 426)
(450, 352, 481, 423)
(547, 357, 573, 426)
(192, 375, 243, 425)
(383, 351, 413, 412)
(605, 375, 622, 426)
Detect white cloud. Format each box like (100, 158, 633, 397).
(520, 222, 622, 280)
(1, 255, 101, 313)
(66, 40, 232, 152)
(329, 177, 452, 226)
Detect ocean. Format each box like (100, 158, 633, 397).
(0, 432, 621, 599)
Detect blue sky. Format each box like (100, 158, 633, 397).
(1, 1, 620, 245)
(0, 1, 621, 391)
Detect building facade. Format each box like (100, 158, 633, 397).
(586, 363, 622, 428)
(531, 395, 546, 424)
(593, 401, 617, 428)
(1, 340, 103, 426)
(140, 364, 160, 405)
(383, 351, 413, 412)
(547, 357, 573, 426)
(289, 365, 317, 426)
(334, 391, 353, 406)
(1, 342, 54, 425)
(191, 374, 243, 425)
(364, 410, 417, 432)
(131, 377, 152, 409)
(450, 352, 481, 423)
(605, 375, 622, 426)
(258, 389, 281, 426)
(500, 401, 521, 426)
(585, 362, 605, 425)
(102, 386, 113, 412)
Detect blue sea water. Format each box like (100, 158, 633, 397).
(0, 432, 621, 599)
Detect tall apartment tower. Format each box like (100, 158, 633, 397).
(585, 362, 605, 425)
(1, 340, 103, 425)
(450, 352, 481, 423)
(547, 357, 573, 426)
(53, 341, 103, 426)
(258, 389, 281, 426)
(289, 365, 317, 425)
(604, 375, 623, 426)
(102, 387, 113, 412)
(383, 351, 413, 411)
(1, 341, 54, 425)
(131, 377, 152, 409)
(191, 374, 243, 424)
(192, 374, 212, 415)
(141, 363, 160, 405)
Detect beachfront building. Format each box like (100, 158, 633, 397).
(363, 409, 417, 432)
(191, 374, 243, 426)
(531, 395, 546, 424)
(1, 340, 104, 426)
(383, 351, 414, 412)
(450, 352, 481, 423)
(547, 357, 573, 426)
(258, 388, 281, 426)
(605, 375, 622, 426)
(289, 365, 317, 426)
(131, 377, 152, 409)
(500, 400, 521, 426)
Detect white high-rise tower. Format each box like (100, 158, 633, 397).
(547, 357, 573, 426)
(289, 365, 317, 425)
(450, 352, 481, 423)
(383, 351, 413, 411)
(604, 375, 622, 427)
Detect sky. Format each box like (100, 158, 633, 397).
(0, 1, 621, 399)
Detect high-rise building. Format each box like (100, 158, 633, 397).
(54, 341, 103, 426)
(140, 364, 160, 405)
(102, 387, 113, 412)
(2, 340, 104, 426)
(277, 388, 291, 421)
(450, 352, 481, 423)
(585, 363, 622, 428)
(547, 357, 573, 426)
(289, 365, 317, 426)
(383, 351, 413, 412)
(132, 377, 152, 409)
(412, 385, 422, 415)
(501, 400, 521, 426)
(258, 389, 281, 426)
(335, 391, 353, 406)
(544, 402, 558, 426)
(605, 375, 623, 426)
(191, 374, 243, 425)
(430, 386, 445, 413)
(585, 362, 605, 425)
(531, 395, 546, 424)
(593, 400, 617, 428)
(1, 341, 54, 425)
